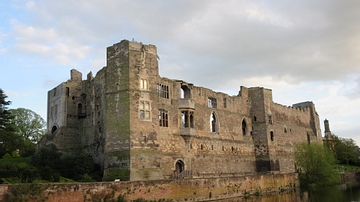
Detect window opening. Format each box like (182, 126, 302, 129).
(159, 109, 168, 127)
(254, 116, 257, 122)
(208, 97, 217, 108)
(157, 83, 169, 98)
(242, 119, 247, 136)
(284, 127, 287, 133)
(181, 85, 191, 98)
(210, 112, 217, 132)
(268, 116, 273, 124)
(140, 79, 148, 90)
(175, 160, 184, 174)
(66, 87, 70, 96)
(270, 131, 274, 141)
(223, 98, 227, 108)
(140, 101, 151, 120)
(181, 110, 194, 128)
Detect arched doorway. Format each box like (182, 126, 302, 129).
(51, 125, 58, 134)
(175, 160, 184, 174)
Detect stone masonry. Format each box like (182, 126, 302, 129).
(38, 40, 323, 181)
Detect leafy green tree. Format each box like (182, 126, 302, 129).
(334, 137, 359, 165)
(295, 142, 340, 189)
(31, 148, 62, 182)
(0, 89, 24, 155)
(8, 108, 46, 144)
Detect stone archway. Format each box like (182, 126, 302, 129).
(175, 160, 185, 173)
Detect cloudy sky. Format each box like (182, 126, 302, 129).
(1, 1, 360, 144)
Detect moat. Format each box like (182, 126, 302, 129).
(216, 184, 360, 202)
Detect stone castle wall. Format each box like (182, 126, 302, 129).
(38, 40, 323, 181)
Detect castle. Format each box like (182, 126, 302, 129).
(39, 40, 323, 181)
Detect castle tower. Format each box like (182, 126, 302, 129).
(101, 40, 159, 181)
(248, 87, 276, 172)
(324, 119, 332, 139)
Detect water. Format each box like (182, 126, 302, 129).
(214, 184, 360, 202)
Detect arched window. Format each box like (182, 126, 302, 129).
(140, 79, 148, 90)
(210, 112, 218, 132)
(181, 85, 191, 98)
(270, 131, 274, 141)
(242, 119, 247, 135)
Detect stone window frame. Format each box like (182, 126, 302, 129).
(223, 98, 227, 108)
(140, 79, 148, 90)
(181, 85, 191, 99)
(210, 111, 219, 133)
(208, 97, 217, 108)
(181, 110, 194, 128)
(139, 100, 151, 120)
(159, 108, 169, 127)
(242, 119, 247, 136)
(157, 83, 169, 99)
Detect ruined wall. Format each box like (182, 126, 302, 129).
(39, 39, 323, 182)
(0, 173, 299, 202)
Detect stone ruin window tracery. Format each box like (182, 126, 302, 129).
(208, 97, 217, 108)
(139, 101, 151, 120)
(159, 108, 168, 127)
(157, 83, 169, 98)
(181, 110, 194, 128)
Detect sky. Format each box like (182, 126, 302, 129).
(1, 1, 360, 144)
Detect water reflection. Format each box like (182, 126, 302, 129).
(214, 184, 360, 202)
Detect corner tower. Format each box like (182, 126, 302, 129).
(102, 40, 159, 181)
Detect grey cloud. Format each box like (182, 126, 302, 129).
(21, 0, 360, 90)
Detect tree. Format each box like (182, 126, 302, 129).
(0, 89, 24, 155)
(294, 143, 340, 189)
(8, 108, 46, 144)
(334, 137, 359, 165)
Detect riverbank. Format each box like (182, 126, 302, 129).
(0, 173, 298, 201)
